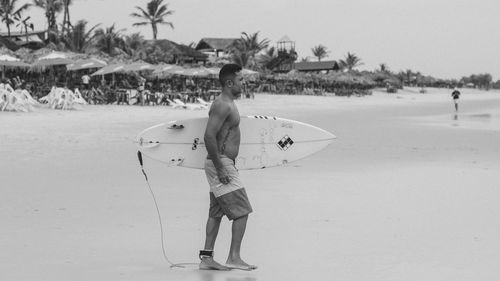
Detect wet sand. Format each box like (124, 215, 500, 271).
(1, 88, 499, 281)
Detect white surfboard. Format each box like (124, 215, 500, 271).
(136, 116, 336, 170)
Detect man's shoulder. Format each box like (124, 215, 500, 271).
(209, 98, 234, 115)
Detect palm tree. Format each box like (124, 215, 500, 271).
(62, 19, 99, 52)
(61, 0, 72, 36)
(379, 63, 389, 72)
(241, 32, 269, 55)
(16, 15, 34, 41)
(93, 24, 126, 55)
(130, 0, 174, 40)
(123, 32, 146, 57)
(257, 46, 276, 67)
(311, 45, 329, 61)
(341, 52, 363, 71)
(32, 0, 63, 41)
(230, 31, 269, 68)
(0, 0, 31, 36)
(337, 62, 347, 72)
(229, 41, 252, 68)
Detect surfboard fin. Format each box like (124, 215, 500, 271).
(167, 123, 184, 129)
(168, 158, 184, 166)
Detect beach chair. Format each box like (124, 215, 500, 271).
(165, 98, 188, 109)
(196, 97, 211, 107)
(0, 89, 9, 111)
(73, 88, 89, 105)
(173, 98, 206, 110)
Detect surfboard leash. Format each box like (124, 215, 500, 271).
(137, 151, 197, 269)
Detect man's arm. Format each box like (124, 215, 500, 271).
(204, 102, 231, 182)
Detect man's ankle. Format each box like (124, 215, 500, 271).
(199, 249, 214, 260)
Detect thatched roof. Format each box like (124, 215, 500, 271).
(294, 60, 339, 72)
(195, 38, 238, 51)
(277, 35, 292, 43)
(325, 72, 376, 86)
(0, 30, 47, 51)
(147, 39, 207, 61)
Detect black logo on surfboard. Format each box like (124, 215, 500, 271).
(192, 138, 199, 150)
(277, 135, 294, 151)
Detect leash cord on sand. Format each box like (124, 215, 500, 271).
(137, 151, 198, 269)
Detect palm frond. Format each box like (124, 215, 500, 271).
(132, 22, 149, 26)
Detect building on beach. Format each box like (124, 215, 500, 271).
(0, 30, 47, 51)
(195, 38, 239, 62)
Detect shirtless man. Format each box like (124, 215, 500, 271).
(199, 64, 257, 271)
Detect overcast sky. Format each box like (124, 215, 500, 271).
(19, 0, 500, 80)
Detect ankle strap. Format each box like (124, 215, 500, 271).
(199, 250, 213, 260)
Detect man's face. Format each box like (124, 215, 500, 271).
(229, 72, 244, 98)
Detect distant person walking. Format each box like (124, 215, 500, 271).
(451, 88, 461, 111)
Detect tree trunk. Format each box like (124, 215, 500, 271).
(152, 23, 157, 40)
(62, 5, 67, 35)
(62, 1, 71, 36)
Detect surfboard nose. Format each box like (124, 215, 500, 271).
(316, 127, 337, 142)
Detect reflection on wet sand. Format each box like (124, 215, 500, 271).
(446, 111, 500, 131)
(197, 270, 256, 281)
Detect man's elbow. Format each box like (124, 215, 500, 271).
(204, 133, 215, 144)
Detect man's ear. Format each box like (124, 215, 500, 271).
(226, 80, 233, 87)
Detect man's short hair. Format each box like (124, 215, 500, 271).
(219, 64, 242, 86)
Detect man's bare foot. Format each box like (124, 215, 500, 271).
(225, 258, 257, 271)
(199, 257, 231, 271)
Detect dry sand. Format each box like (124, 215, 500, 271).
(1, 88, 499, 281)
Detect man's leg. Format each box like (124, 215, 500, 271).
(200, 216, 229, 270)
(226, 215, 257, 270)
(204, 216, 222, 250)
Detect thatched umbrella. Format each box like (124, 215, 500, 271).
(90, 62, 153, 76)
(32, 51, 75, 66)
(90, 61, 154, 86)
(326, 72, 375, 86)
(0, 54, 30, 79)
(151, 64, 185, 78)
(90, 63, 126, 76)
(67, 58, 107, 71)
(173, 67, 212, 77)
(124, 62, 154, 72)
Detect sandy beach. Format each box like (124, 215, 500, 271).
(1, 88, 499, 281)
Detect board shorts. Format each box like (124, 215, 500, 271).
(204, 156, 253, 220)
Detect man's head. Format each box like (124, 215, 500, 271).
(219, 64, 243, 98)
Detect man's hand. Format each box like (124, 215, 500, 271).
(216, 166, 231, 185)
